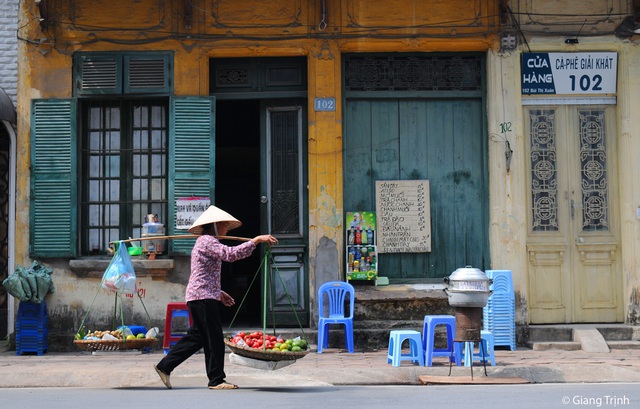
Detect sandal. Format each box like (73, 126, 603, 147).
(209, 382, 239, 390)
(154, 365, 172, 389)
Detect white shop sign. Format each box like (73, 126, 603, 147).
(175, 197, 210, 229)
(521, 52, 617, 95)
(375, 180, 431, 253)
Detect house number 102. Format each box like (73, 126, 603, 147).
(314, 98, 336, 111)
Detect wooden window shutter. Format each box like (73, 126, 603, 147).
(30, 99, 78, 257)
(169, 96, 216, 255)
(74, 52, 172, 96)
(124, 54, 172, 94)
(74, 54, 123, 96)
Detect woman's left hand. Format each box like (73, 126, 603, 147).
(252, 235, 278, 246)
(220, 291, 235, 307)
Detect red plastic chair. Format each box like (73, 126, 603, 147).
(162, 302, 193, 354)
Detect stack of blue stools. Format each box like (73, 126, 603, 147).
(483, 270, 516, 351)
(16, 301, 49, 356)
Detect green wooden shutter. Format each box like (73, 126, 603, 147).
(30, 99, 77, 257)
(73, 54, 123, 96)
(169, 96, 216, 255)
(124, 54, 172, 94)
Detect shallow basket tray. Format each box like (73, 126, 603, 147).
(224, 338, 309, 361)
(73, 338, 157, 352)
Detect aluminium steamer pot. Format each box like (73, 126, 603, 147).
(443, 266, 493, 308)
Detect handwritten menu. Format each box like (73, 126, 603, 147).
(375, 180, 431, 253)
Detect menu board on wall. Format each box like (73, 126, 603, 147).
(375, 180, 431, 253)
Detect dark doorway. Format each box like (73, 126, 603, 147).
(215, 99, 262, 327)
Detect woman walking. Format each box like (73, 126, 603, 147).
(154, 205, 277, 390)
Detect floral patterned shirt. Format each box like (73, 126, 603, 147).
(185, 235, 256, 302)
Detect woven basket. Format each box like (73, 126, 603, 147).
(74, 338, 157, 351)
(224, 338, 309, 361)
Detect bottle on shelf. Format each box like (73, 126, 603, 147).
(348, 247, 355, 272)
(353, 259, 360, 272)
(355, 227, 362, 245)
(348, 228, 355, 245)
(361, 226, 368, 245)
(367, 227, 374, 245)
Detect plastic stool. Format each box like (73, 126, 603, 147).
(462, 330, 496, 366)
(422, 315, 461, 366)
(387, 330, 424, 367)
(163, 302, 193, 354)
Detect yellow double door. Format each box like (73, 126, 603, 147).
(526, 105, 622, 323)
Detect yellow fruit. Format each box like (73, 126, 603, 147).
(126, 334, 136, 340)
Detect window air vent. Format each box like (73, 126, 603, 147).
(81, 59, 118, 90)
(127, 59, 166, 89)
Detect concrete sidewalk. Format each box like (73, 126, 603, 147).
(2, 344, 640, 388)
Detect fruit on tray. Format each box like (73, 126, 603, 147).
(229, 331, 309, 352)
(77, 328, 125, 340)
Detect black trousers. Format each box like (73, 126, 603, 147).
(156, 299, 226, 387)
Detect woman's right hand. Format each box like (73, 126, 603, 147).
(252, 235, 278, 246)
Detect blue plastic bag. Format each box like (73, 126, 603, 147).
(101, 241, 137, 294)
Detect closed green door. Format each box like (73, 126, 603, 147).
(344, 98, 488, 280)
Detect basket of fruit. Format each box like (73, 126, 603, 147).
(224, 331, 310, 361)
(73, 328, 158, 351)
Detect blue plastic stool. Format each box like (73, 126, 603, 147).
(387, 330, 424, 367)
(422, 315, 461, 366)
(462, 330, 496, 366)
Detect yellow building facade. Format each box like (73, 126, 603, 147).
(10, 0, 640, 349)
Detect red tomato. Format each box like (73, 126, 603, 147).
(232, 336, 242, 344)
(237, 332, 246, 338)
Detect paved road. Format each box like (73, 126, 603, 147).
(3, 384, 640, 409)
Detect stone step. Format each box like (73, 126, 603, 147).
(526, 325, 640, 352)
(607, 340, 640, 350)
(527, 341, 582, 351)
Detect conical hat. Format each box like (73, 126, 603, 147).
(188, 205, 242, 235)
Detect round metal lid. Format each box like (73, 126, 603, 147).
(448, 266, 489, 281)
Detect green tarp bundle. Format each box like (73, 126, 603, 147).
(2, 261, 55, 303)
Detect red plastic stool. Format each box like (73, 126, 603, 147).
(163, 302, 193, 354)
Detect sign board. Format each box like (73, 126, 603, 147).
(314, 97, 336, 111)
(375, 180, 431, 253)
(175, 197, 210, 229)
(521, 52, 617, 95)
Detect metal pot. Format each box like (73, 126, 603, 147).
(443, 266, 493, 307)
